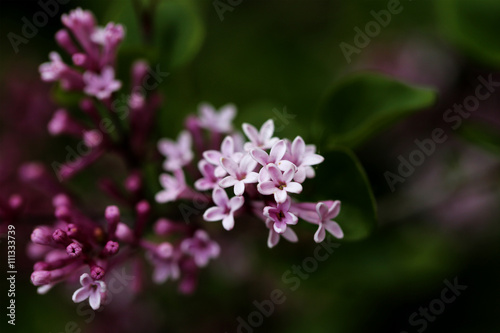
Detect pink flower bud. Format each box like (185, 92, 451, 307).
(103, 241, 119, 256)
(31, 226, 53, 245)
(66, 242, 83, 257)
(90, 266, 105, 280)
(115, 223, 134, 243)
(31, 270, 51, 286)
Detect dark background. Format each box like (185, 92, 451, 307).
(1, 0, 499, 332)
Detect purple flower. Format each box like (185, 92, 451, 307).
(263, 197, 298, 233)
(39, 52, 84, 90)
(250, 139, 287, 181)
(83, 66, 121, 100)
(61, 7, 96, 31)
(155, 170, 187, 203)
(39, 52, 66, 82)
(203, 187, 244, 230)
(279, 136, 324, 183)
(203, 136, 242, 178)
(158, 131, 194, 171)
(90, 22, 124, 46)
(257, 164, 303, 203)
(219, 154, 259, 196)
(147, 243, 180, 284)
(72, 273, 106, 310)
(313, 201, 343, 243)
(266, 220, 298, 248)
(194, 160, 219, 191)
(198, 103, 236, 133)
(250, 140, 287, 166)
(181, 230, 220, 267)
(242, 119, 279, 151)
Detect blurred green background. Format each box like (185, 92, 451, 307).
(1, 0, 499, 332)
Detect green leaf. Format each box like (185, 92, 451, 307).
(436, 0, 500, 67)
(154, 0, 205, 69)
(106, 0, 205, 70)
(318, 72, 436, 148)
(308, 147, 377, 241)
(458, 121, 500, 156)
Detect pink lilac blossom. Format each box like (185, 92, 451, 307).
(198, 103, 236, 133)
(203, 187, 244, 230)
(83, 66, 121, 100)
(72, 273, 106, 310)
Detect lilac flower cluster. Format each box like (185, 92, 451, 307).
(156, 109, 344, 248)
(28, 8, 219, 311)
(40, 8, 123, 99)
(27, 8, 343, 312)
(38, 8, 160, 180)
(30, 194, 218, 310)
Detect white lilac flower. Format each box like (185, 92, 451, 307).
(198, 103, 236, 133)
(158, 131, 194, 171)
(203, 187, 244, 230)
(72, 273, 106, 310)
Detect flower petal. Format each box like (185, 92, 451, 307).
(327, 200, 341, 220)
(314, 224, 326, 243)
(243, 172, 259, 184)
(316, 202, 329, 221)
(72, 286, 90, 303)
(222, 214, 235, 230)
(220, 157, 239, 177)
(89, 290, 102, 310)
(203, 207, 226, 221)
(267, 229, 279, 248)
(242, 123, 260, 143)
(283, 227, 298, 243)
(203, 151, 222, 165)
(302, 154, 324, 166)
(80, 273, 92, 287)
(212, 187, 229, 207)
(220, 136, 234, 156)
(291, 136, 305, 160)
(250, 148, 269, 166)
(269, 140, 286, 162)
(274, 190, 288, 204)
(234, 181, 245, 196)
(240, 154, 257, 173)
(324, 221, 344, 239)
(294, 167, 307, 183)
(229, 196, 245, 211)
(219, 176, 237, 188)
(266, 164, 283, 182)
(285, 182, 302, 194)
(257, 181, 277, 195)
(260, 119, 274, 140)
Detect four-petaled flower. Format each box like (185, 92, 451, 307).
(243, 119, 279, 151)
(83, 66, 121, 100)
(194, 160, 219, 191)
(148, 243, 181, 284)
(263, 197, 298, 233)
(250, 139, 287, 181)
(257, 164, 303, 203)
(198, 103, 236, 133)
(265, 220, 298, 248)
(181, 230, 220, 267)
(278, 136, 324, 183)
(219, 155, 259, 196)
(203, 136, 242, 178)
(313, 201, 343, 243)
(158, 130, 194, 171)
(72, 273, 106, 310)
(204, 187, 244, 230)
(155, 170, 187, 203)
